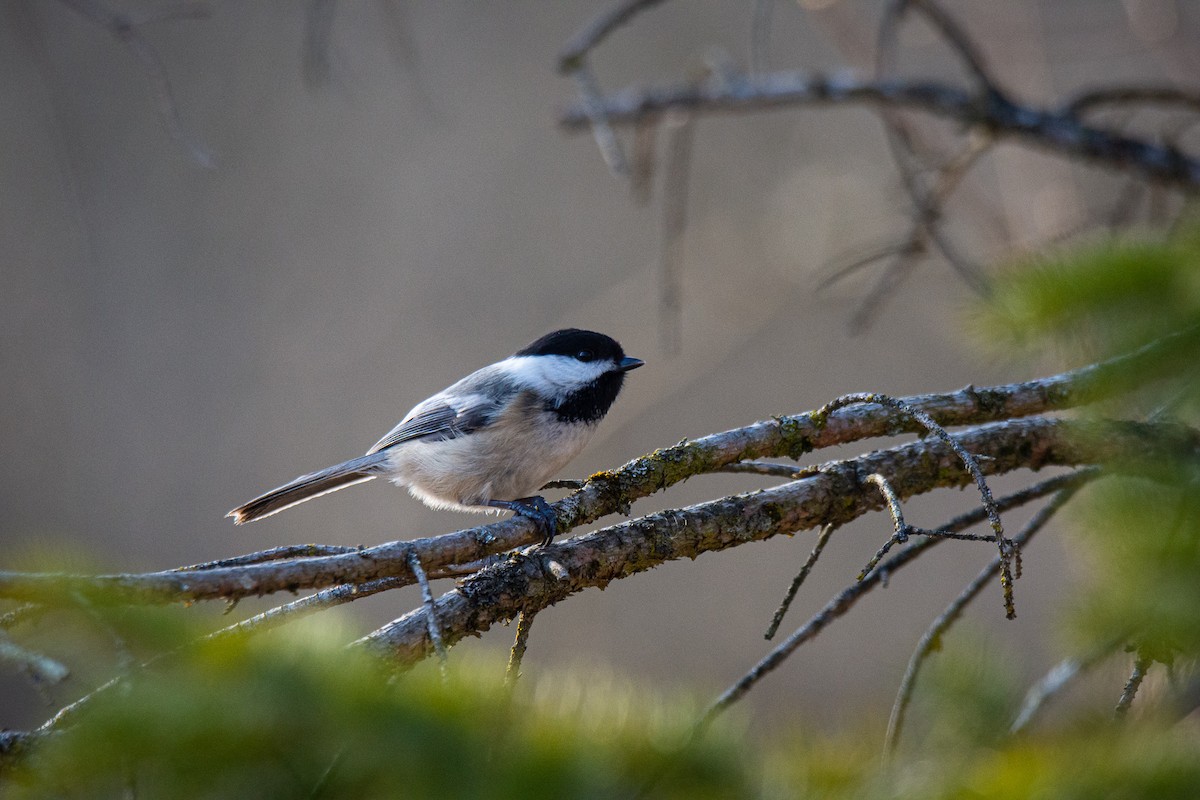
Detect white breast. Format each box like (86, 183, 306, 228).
(380, 395, 597, 513)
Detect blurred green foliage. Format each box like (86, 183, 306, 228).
(8, 615, 1199, 799)
(982, 226, 1200, 658)
(6, 616, 753, 799)
(984, 230, 1200, 347)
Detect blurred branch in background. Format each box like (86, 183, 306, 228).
(56, 0, 215, 167)
(559, 0, 1200, 330)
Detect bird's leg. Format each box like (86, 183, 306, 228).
(487, 496, 558, 546)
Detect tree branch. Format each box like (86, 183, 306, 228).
(559, 71, 1200, 189)
(883, 480, 1085, 756)
(353, 417, 1200, 664)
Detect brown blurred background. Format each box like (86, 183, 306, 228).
(2, 0, 1196, 732)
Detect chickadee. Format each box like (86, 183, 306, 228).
(228, 329, 643, 543)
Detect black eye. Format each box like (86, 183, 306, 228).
(575, 349, 595, 362)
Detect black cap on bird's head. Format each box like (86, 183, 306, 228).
(516, 329, 644, 373)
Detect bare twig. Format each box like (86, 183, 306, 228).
(58, 0, 215, 167)
(630, 117, 659, 204)
(1010, 640, 1121, 734)
(846, 243, 923, 334)
(569, 62, 630, 176)
(175, 544, 364, 571)
(883, 479, 1088, 756)
(860, 522, 999, 580)
(37, 573, 427, 738)
(505, 609, 538, 688)
(408, 552, 447, 674)
(1115, 652, 1153, 719)
(885, 0, 997, 92)
(699, 470, 1098, 729)
(765, 523, 835, 640)
(660, 111, 695, 352)
(558, 0, 668, 73)
(854, 9, 998, 325)
(1066, 86, 1200, 117)
(0, 631, 70, 685)
(818, 393, 1017, 617)
(816, 241, 914, 293)
(215, 577, 408, 639)
(859, 474, 909, 571)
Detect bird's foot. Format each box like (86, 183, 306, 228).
(487, 496, 558, 546)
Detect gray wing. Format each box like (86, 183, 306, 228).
(366, 393, 500, 454)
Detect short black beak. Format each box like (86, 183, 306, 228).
(619, 356, 645, 372)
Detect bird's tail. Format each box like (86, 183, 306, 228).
(227, 453, 388, 524)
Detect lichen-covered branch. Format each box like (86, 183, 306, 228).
(354, 417, 1200, 664)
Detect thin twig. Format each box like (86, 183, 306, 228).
(408, 551, 447, 675)
(307, 748, 346, 800)
(58, 0, 216, 167)
(868, 2, 994, 308)
(698, 470, 1097, 730)
(0, 631, 70, 685)
(847, 244, 923, 334)
(558, 0, 668, 73)
(175, 544, 363, 571)
(505, 609, 538, 688)
(660, 110, 695, 352)
(816, 241, 913, 293)
(630, 117, 659, 204)
(213, 578, 407, 639)
(888, 0, 997, 91)
(860, 522, 999, 582)
(819, 392, 1017, 617)
(851, 124, 992, 327)
(1115, 652, 1153, 720)
(570, 62, 630, 176)
(765, 524, 835, 640)
(1066, 86, 1200, 117)
(858, 474, 910, 577)
(1010, 640, 1121, 734)
(883, 479, 1089, 757)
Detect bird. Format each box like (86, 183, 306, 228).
(227, 329, 643, 544)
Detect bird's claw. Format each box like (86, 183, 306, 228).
(488, 496, 559, 546)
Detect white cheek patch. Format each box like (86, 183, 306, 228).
(501, 355, 612, 396)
